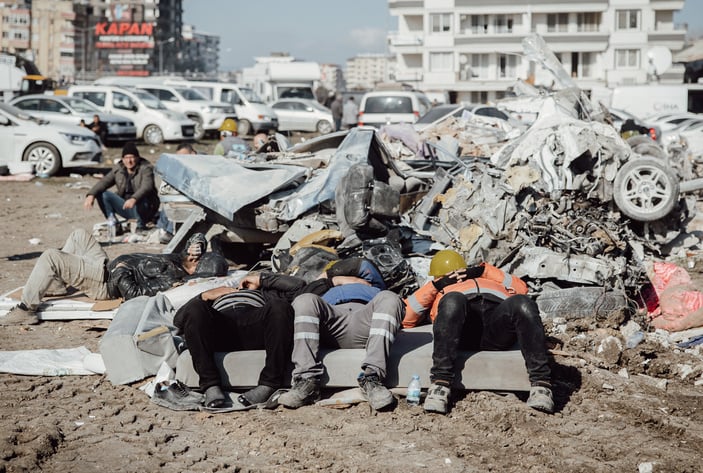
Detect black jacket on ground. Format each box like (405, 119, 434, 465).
(106, 252, 228, 300)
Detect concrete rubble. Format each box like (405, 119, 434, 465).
(148, 35, 703, 347)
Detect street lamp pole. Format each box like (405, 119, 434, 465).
(158, 37, 175, 75)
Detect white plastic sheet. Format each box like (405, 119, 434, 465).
(0, 346, 102, 376)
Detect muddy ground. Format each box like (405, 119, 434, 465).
(1, 137, 702, 473)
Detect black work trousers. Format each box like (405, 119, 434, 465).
(431, 291, 551, 387)
(174, 295, 294, 391)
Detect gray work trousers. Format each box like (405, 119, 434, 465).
(290, 290, 404, 381)
(22, 229, 110, 310)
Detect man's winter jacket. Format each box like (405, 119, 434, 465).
(87, 157, 159, 211)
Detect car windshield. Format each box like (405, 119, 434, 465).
(239, 87, 264, 104)
(192, 87, 213, 99)
(364, 96, 413, 114)
(133, 90, 167, 110)
(279, 87, 315, 100)
(175, 87, 207, 101)
(0, 101, 44, 124)
(63, 97, 100, 113)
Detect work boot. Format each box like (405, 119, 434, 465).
(526, 386, 554, 414)
(424, 383, 451, 414)
(278, 377, 320, 409)
(0, 304, 39, 326)
(358, 373, 394, 410)
(204, 385, 227, 408)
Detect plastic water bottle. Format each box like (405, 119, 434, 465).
(407, 374, 421, 406)
(107, 214, 117, 243)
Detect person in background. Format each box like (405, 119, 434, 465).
(175, 142, 198, 154)
(84, 141, 159, 230)
(90, 114, 106, 142)
(402, 249, 554, 415)
(342, 96, 359, 130)
(1, 231, 227, 326)
(213, 118, 250, 157)
(330, 94, 343, 131)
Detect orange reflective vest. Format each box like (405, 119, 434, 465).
(402, 262, 528, 328)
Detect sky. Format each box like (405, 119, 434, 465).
(184, 0, 703, 73)
(182, 0, 396, 71)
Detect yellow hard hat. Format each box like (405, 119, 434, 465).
(429, 249, 466, 277)
(219, 118, 238, 133)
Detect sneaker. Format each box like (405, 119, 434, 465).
(526, 386, 554, 414)
(424, 383, 451, 414)
(358, 373, 395, 411)
(278, 377, 320, 409)
(0, 304, 39, 326)
(151, 381, 204, 411)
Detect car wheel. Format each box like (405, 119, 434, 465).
(316, 120, 333, 134)
(613, 157, 679, 222)
(23, 142, 61, 176)
(143, 124, 164, 145)
(237, 119, 251, 136)
(190, 116, 205, 141)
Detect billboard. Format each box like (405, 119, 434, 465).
(94, 22, 155, 75)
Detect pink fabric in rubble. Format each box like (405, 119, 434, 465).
(646, 261, 703, 331)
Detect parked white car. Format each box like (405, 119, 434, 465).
(135, 84, 235, 140)
(67, 85, 196, 145)
(270, 98, 334, 134)
(357, 90, 432, 128)
(177, 80, 279, 136)
(0, 102, 102, 176)
(10, 94, 137, 144)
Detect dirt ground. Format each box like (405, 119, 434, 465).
(1, 138, 703, 473)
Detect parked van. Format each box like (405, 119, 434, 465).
(67, 85, 196, 145)
(591, 85, 688, 120)
(171, 80, 278, 136)
(357, 90, 432, 128)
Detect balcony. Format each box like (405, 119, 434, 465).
(388, 31, 423, 47)
(394, 70, 423, 82)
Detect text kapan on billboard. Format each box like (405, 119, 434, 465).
(95, 22, 154, 49)
(95, 22, 154, 36)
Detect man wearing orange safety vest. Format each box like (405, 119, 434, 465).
(403, 249, 553, 415)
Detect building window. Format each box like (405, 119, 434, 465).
(494, 15, 513, 34)
(429, 52, 453, 72)
(471, 91, 488, 104)
(547, 13, 569, 33)
(430, 13, 452, 33)
(471, 54, 490, 79)
(498, 54, 518, 78)
(577, 12, 600, 32)
(615, 49, 639, 68)
(616, 10, 640, 30)
(471, 15, 489, 34)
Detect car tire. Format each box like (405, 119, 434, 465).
(316, 120, 333, 134)
(237, 119, 251, 136)
(143, 124, 164, 145)
(23, 142, 61, 177)
(613, 157, 679, 222)
(190, 116, 205, 141)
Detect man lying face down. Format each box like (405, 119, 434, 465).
(2, 230, 228, 326)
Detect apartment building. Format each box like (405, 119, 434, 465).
(388, 0, 687, 103)
(345, 53, 396, 90)
(320, 63, 345, 94)
(31, 0, 75, 82)
(0, 2, 31, 55)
